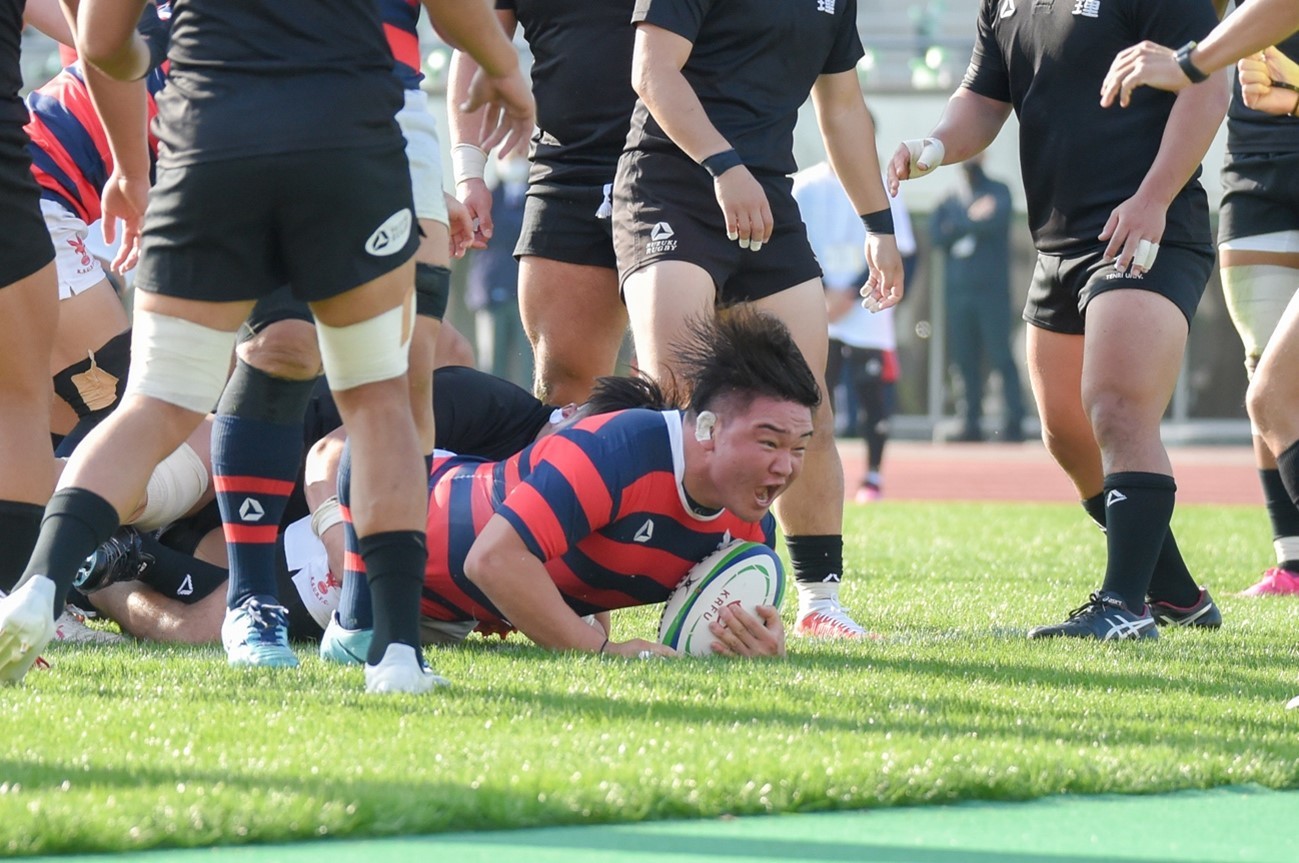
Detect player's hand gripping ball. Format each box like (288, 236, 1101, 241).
(658, 541, 785, 656)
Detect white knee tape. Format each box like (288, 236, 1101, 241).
(316, 293, 414, 390)
(134, 442, 210, 531)
(1221, 264, 1299, 377)
(124, 310, 238, 413)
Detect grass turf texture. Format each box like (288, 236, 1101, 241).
(2, 501, 1297, 855)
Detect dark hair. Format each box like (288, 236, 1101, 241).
(675, 307, 820, 416)
(584, 374, 674, 416)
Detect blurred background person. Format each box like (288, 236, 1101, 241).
(466, 153, 530, 390)
(793, 158, 916, 504)
(931, 155, 1026, 443)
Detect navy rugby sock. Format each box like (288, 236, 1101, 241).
(335, 440, 373, 631)
(212, 361, 316, 609)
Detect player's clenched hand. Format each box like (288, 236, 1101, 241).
(713, 166, 773, 251)
(1099, 192, 1167, 276)
(1100, 41, 1188, 109)
(1239, 48, 1299, 115)
(462, 66, 535, 158)
(100, 166, 148, 271)
(861, 233, 904, 313)
(709, 605, 785, 658)
(604, 638, 680, 659)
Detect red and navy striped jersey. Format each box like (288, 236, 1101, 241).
(24, 3, 171, 224)
(420, 409, 776, 625)
(379, 0, 422, 91)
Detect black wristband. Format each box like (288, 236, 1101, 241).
(1175, 41, 1209, 84)
(860, 207, 895, 235)
(701, 149, 743, 179)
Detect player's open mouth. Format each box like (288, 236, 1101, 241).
(755, 486, 778, 506)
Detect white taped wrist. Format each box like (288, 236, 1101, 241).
(451, 143, 487, 186)
(311, 495, 345, 538)
(902, 137, 946, 178)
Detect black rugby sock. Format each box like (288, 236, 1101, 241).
(24, 488, 120, 615)
(359, 530, 427, 665)
(1098, 473, 1176, 611)
(1277, 441, 1299, 519)
(0, 501, 44, 594)
(1082, 492, 1199, 607)
(135, 534, 229, 604)
(1260, 468, 1299, 570)
(786, 535, 844, 585)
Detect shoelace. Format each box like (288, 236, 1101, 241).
(1065, 592, 1112, 620)
(242, 599, 290, 643)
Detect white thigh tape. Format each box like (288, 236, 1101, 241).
(316, 293, 414, 391)
(124, 310, 237, 414)
(134, 442, 210, 531)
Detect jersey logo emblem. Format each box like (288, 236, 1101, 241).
(999, 0, 1015, 17)
(634, 519, 655, 543)
(177, 574, 194, 597)
(816, 0, 835, 13)
(1071, 0, 1099, 16)
(716, 530, 733, 551)
(238, 497, 265, 522)
(1106, 489, 1127, 507)
(365, 208, 413, 257)
(647, 222, 677, 254)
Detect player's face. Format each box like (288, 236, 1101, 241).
(709, 396, 814, 522)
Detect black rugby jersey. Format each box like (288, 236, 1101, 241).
(497, 0, 637, 188)
(1225, 0, 1299, 155)
(2, 0, 25, 124)
(626, 0, 863, 176)
(963, 0, 1218, 254)
(155, 0, 403, 167)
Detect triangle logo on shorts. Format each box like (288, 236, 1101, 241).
(177, 574, 194, 597)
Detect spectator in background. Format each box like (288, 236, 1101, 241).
(793, 160, 916, 504)
(931, 155, 1025, 443)
(466, 154, 531, 390)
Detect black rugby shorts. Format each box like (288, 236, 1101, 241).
(1023, 243, 1213, 335)
(612, 151, 821, 303)
(1218, 151, 1299, 245)
(0, 121, 56, 286)
(136, 142, 419, 303)
(514, 183, 617, 270)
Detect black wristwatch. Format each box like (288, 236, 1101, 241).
(1175, 41, 1209, 84)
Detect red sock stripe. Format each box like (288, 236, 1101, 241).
(223, 524, 280, 544)
(340, 503, 352, 523)
(213, 475, 296, 496)
(344, 551, 366, 575)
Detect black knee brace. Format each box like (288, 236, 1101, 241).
(215, 358, 319, 425)
(415, 263, 451, 321)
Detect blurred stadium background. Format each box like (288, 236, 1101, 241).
(19, 0, 1248, 444)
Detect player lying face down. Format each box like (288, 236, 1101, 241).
(455, 309, 819, 658)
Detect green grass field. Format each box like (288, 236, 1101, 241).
(2, 501, 1297, 856)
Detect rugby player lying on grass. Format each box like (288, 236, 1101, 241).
(76, 311, 809, 660)
(321, 308, 813, 660)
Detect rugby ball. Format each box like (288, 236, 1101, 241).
(658, 541, 785, 656)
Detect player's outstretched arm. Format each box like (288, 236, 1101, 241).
(811, 70, 904, 312)
(423, 0, 534, 156)
(886, 88, 1011, 196)
(632, 23, 772, 251)
(1103, 0, 1299, 107)
(446, 9, 518, 247)
(465, 515, 678, 657)
(1099, 66, 1229, 273)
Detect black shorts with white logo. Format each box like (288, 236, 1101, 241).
(1218, 151, 1299, 244)
(515, 183, 617, 270)
(613, 150, 821, 303)
(136, 142, 419, 303)
(0, 122, 56, 286)
(1023, 243, 1213, 335)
